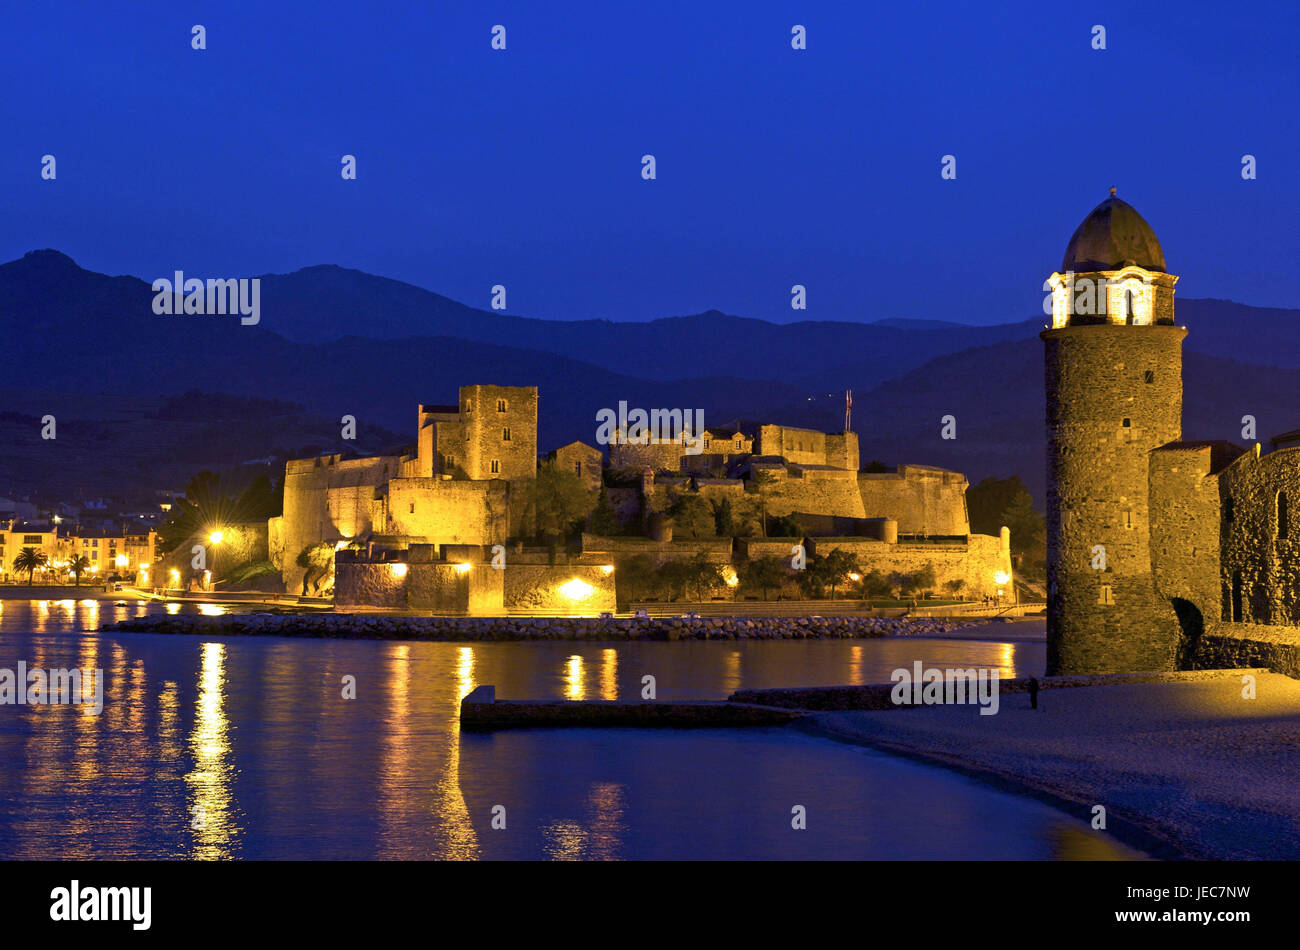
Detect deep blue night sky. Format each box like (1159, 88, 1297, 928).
(2, 0, 1295, 325)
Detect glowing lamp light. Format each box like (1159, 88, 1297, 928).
(600, 565, 615, 575)
(848, 572, 862, 582)
(389, 563, 409, 579)
(994, 571, 1011, 586)
(454, 563, 473, 575)
(208, 530, 224, 545)
(114, 554, 129, 567)
(169, 568, 180, 584)
(559, 578, 594, 602)
(722, 566, 739, 587)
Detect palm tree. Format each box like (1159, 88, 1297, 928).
(13, 547, 48, 586)
(68, 554, 92, 587)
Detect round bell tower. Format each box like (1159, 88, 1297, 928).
(1042, 189, 1183, 674)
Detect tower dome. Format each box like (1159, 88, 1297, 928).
(1062, 188, 1165, 273)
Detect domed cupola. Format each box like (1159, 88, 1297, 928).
(1047, 188, 1178, 329)
(1062, 187, 1166, 273)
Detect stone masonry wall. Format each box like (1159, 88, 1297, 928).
(1043, 323, 1186, 674)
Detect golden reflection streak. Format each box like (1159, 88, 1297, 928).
(849, 645, 864, 686)
(564, 654, 585, 701)
(999, 642, 1017, 678)
(421, 646, 480, 858)
(185, 642, 239, 859)
(600, 649, 618, 700)
(74, 636, 101, 785)
(722, 649, 742, 695)
(586, 782, 626, 860)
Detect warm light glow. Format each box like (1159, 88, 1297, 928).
(454, 562, 473, 574)
(994, 570, 1011, 586)
(169, 568, 180, 584)
(722, 566, 739, 587)
(114, 554, 129, 567)
(208, 530, 224, 545)
(389, 562, 409, 579)
(559, 578, 594, 601)
(600, 565, 615, 575)
(848, 572, 862, 582)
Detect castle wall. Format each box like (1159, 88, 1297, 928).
(460, 385, 538, 480)
(385, 477, 511, 546)
(807, 535, 1011, 599)
(501, 561, 617, 614)
(278, 453, 399, 590)
(609, 439, 685, 473)
(756, 425, 828, 467)
(858, 466, 970, 535)
(761, 467, 867, 520)
(550, 441, 603, 492)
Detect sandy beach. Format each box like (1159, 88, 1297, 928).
(805, 670, 1300, 859)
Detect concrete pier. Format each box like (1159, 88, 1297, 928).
(459, 685, 805, 730)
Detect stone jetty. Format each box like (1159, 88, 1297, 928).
(100, 612, 969, 642)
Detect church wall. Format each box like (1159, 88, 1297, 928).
(1219, 446, 1300, 625)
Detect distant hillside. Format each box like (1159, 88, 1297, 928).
(0, 387, 406, 504)
(1, 250, 1296, 503)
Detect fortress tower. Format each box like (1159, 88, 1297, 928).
(1042, 189, 1184, 674)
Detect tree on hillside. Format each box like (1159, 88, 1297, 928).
(159, 469, 284, 553)
(13, 548, 48, 585)
(738, 555, 788, 601)
(796, 550, 860, 599)
(712, 497, 736, 537)
(69, 554, 92, 587)
(520, 461, 597, 546)
(658, 552, 727, 601)
(669, 495, 715, 539)
(857, 569, 893, 599)
(966, 475, 1046, 578)
(586, 487, 622, 536)
(749, 469, 779, 537)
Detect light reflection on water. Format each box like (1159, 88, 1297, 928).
(0, 600, 1142, 860)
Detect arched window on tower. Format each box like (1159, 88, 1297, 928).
(1126, 290, 1137, 325)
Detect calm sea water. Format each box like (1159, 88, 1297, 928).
(0, 600, 1140, 860)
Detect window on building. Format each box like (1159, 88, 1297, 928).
(704, 437, 711, 450)
(1123, 510, 1133, 529)
(1144, 370, 1155, 384)
(1225, 495, 1234, 523)
(490, 459, 500, 474)
(497, 399, 507, 412)
(1098, 584, 1115, 606)
(503, 427, 511, 441)
(1279, 492, 1289, 539)
(575, 462, 582, 477)
(736, 438, 743, 449)
(1231, 572, 1243, 622)
(409, 503, 415, 514)
(1122, 418, 1131, 427)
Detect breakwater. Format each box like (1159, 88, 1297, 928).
(100, 612, 971, 642)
